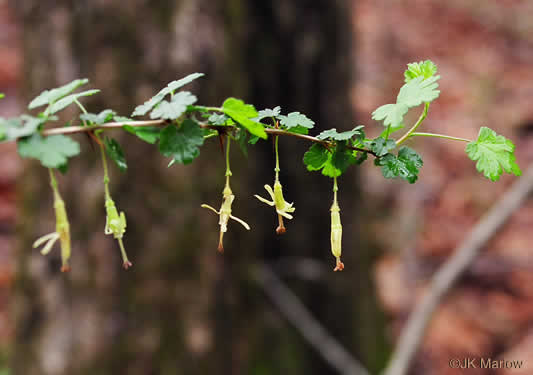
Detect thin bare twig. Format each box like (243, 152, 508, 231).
(41, 120, 378, 157)
(383, 163, 533, 375)
(254, 263, 371, 375)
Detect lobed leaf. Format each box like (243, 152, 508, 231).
(372, 103, 408, 128)
(17, 134, 80, 168)
(80, 109, 116, 125)
(0, 115, 45, 142)
(149, 91, 197, 120)
(158, 119, 204, 164)
(369, 137, 396, 157)
(466, 127, 521, 181)
(132, 73, 204, 117)
(376, 146, 423, 183)
(278, 112, 315, 130)
(46, 89, 100, 115)
(255, 106, 281, 122)
(317, 126, 364, 141)
(222, 98, 266, 139)
(29, 78, 89, 109)
(396, 75, 440, 107)
(404, 60, 438, 82)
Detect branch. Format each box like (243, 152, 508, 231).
(253, 263, 371, 375)
(41, 120, 378, 157)
(383, 162, 533, 375)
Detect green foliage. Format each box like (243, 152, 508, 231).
(208, 113, 230, 126)
(0, 93, 4, 99)
(466, 127, 521, 181)
(3, 61, 523, 272)
(0, 115, 46, 142)
(317, 126, 364, 141)
(222, 98, 267, 139)
(278, 112, 315, 130)
(149, 91, 197, 120)
(372, 60, 440, 128)
(132, 73, 204, 117)
(104, 138, 127, 172)
(376, 146, 423, 183)
(17, 134, 80, 169)
(46, 89, 100, 116)
(29, 78, 89, 109)
(256, 106, 281, 121)
(123, 126, 161, 144)
(158, 119, 204, 164)
(369, 137, 396, 157)
(404, 60, 438, 82)
(303, 142, 355, 178)
(80, 109, 116, 124)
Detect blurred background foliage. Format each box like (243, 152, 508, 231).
(0, 0, 532, 374)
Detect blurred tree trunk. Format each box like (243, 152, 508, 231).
(11, 1, 388, 375)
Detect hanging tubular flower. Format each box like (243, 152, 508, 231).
(330, 177, 344, 271)
(202, 183, 250, 252)
(202, 138, 250, 252)
(104, 196, 131, 269)
(254, 180, 295, 234)
(254, 135, 295, 234)
(99, 141, 132, 269)
(33, 169, 72, 272)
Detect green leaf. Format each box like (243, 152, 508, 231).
(397, 75, 440, 107)
(113, 115, 132, 122)
(404, 60, 438, 82)
(303, 143, 329, 171)
(317, 126, 364, 141)
(466, 127, 521, 181)
(303, 142, 355, 178)
(372, 104, 408, 128)
(80, 109, 116, 125)
(17, 134, 80, 168)
(235, 128, 249, 157)
(331, 141, 356, 175)
(158, 119, 204, 164)
(123, 126, 161, 144)
(377, 146, 423, 183)
(149, 91, 197, 120)
(104, 138, 127, 172)
(166, 72, 204, 92)
(207, 113, 230, 126)
(132, 73, 204, 117)
(0, 115, 45, 142)
(369, 137, 396, 157)
(278, 112, 314, 130)
(255, 106, 281, 121)
(29, 78, 89, 109)
(248, 135, 261, 144)
(46, 89, 100, 115)
(222, 98, 267, 139)
(0, 93, 4, 99)
(286, 125, 309, 135)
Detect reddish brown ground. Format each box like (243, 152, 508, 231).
(353, 1, 533, 374)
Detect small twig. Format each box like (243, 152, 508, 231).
(253, 263, 371, 375)
(383, 163, 533, 375)
(41, 119, 378, 157)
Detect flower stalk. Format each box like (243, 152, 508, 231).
(201, 137, 250, 252)
(33, 169, 72, 272)
(255, 134, 295, 234)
